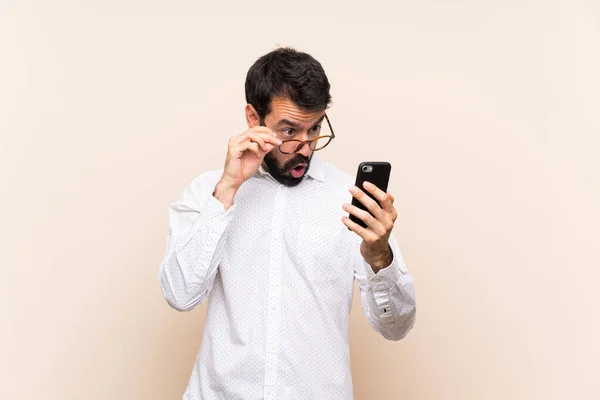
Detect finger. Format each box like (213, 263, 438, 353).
(249, 133, 282, 149)
(342, 215, 379, 243)
(349, 186, 386, 221)
(248, 125, 275, 134)
(248, 126, 280, 139)
(236, 129, 277, 144)
(362, 181, 394, 213)
(362, 184, 397, 223)
(235, 132, 281, 153)
(235, 140, 264, 160)
(342, 203, 385, 235)
(246, 134, 267, 152)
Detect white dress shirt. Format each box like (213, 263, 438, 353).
(159, 154, 416, 400)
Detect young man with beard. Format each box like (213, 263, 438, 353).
(159, 47, 416, 400)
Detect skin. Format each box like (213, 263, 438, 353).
(214, 96, 395, 273)
(260, 97, 325, 187)
(256, 96, 324, 186)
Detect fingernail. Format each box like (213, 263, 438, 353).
(349, 186, 357, 194)
(342, 203, 349, 209)
(363, 181, 371, 189)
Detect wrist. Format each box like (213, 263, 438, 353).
(216, 177, 239, 192)
(213, 179, 239, 210)
(366, 247, 393, 273)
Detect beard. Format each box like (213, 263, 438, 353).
(262, 152, 312, 187)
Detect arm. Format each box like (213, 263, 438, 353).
(158, 173, 236, 311)
(159, 120, 280, 311)
(353, 230, 416, 340)
(343, 181, 416, 340)
(159, 120, 281, 311)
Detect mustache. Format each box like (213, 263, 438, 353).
(282, 154, 310, 171)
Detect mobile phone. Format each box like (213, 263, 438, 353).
(349, 162, 392, 229)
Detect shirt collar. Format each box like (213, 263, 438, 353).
(306, 153, 326, 182)
(256, 154, 326, 183)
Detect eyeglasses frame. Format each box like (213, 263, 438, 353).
(259, 112, 336, 154)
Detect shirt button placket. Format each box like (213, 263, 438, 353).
(263, 184, 286, 399)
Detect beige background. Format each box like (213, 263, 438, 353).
(1, 1, 599, 399)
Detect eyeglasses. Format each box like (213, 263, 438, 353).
(260, 113, 336, 154)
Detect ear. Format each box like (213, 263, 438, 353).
(245, 104, 260, 128)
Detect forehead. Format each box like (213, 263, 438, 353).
(267, 96, 324, 125)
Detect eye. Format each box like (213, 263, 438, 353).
(310, 125, 322, 135)
(281, 128, 295, 137)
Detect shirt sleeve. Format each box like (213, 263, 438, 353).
(352, 230, 416, 340)
(159, 172, 236, 311)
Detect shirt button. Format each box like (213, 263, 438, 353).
(271, 303, 277, 310)
(268, 344, 276, 352)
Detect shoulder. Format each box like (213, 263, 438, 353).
(177, 169, 224, 199)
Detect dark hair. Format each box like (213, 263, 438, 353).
(245, 47, 332, 119)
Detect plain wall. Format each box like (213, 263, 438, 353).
(1, 1, 599, 399)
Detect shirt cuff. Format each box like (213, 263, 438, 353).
(364, 250, 403, 291)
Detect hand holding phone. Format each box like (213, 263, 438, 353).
(348, 162, 392, 229)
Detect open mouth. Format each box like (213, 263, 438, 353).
(290, 164, 307, 178)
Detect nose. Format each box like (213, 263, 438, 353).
(295, 140, 313, 158)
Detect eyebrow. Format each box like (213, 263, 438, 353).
(276, 119, 300, 128)
(275, 114, 326, 128)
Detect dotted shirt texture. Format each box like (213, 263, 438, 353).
(159, 155, 416, 400)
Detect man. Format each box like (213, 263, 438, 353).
(159, 47, 416, 400)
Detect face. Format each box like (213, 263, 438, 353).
(249, 97, 326, 187)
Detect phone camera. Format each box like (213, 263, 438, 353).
(362, 165, 373, 173)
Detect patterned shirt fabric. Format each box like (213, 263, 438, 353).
(159, 154, 416, 400)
